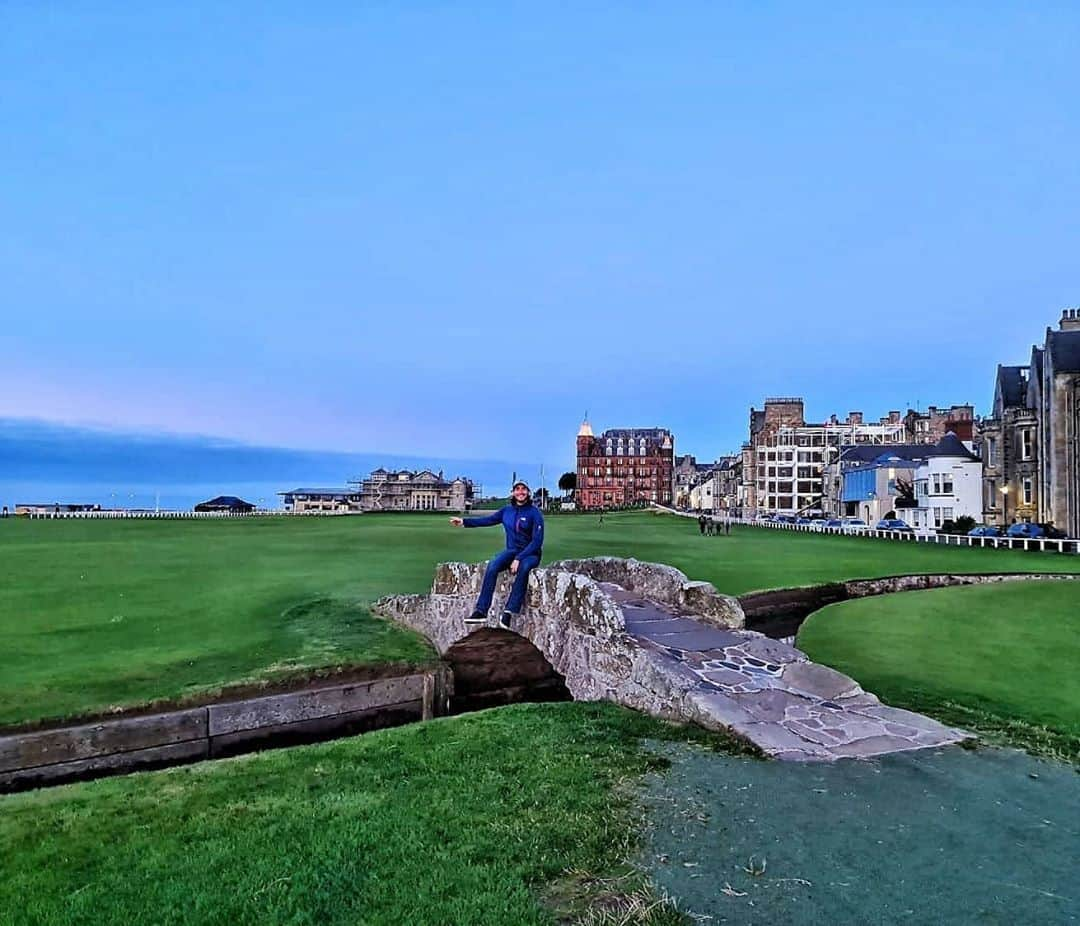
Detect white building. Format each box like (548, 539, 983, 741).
(904, 434, 983, 532)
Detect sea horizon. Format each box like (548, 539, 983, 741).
(0, 418, 551, 510)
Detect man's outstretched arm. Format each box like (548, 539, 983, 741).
(450, 507, 504, 528)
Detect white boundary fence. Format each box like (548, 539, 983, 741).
(658, 507, 1080, 556)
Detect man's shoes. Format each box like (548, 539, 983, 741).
(463, 611, 487, 626)
(498, 610, 516, 629)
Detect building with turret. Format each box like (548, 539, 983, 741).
(575, 420, 674, 509)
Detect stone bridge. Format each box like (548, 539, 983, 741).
(374, 558, 968, 762)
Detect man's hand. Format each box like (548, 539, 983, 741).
(450, 517, 464, 527)
(510, 559, 520, 574)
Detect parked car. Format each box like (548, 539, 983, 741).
(967, 524, 1002, 538)
(1006, 522, 1045, 539)
(874, 518, 913, 532)
(839, 518, 869, 534)
(794, 516, 814, 525)
(1038, 523, 1068, 539)
(818, 518, 845, 531)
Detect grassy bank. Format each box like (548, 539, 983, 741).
(4, 511, 1080, 725)
(797, 581, 1080, 760)
(0, 702, 732, 926)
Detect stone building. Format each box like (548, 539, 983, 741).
(687, 455, 742, 514)
(981, 309, 1080, 534)
(902, 404, 976, 444)
(575, 420, 674, 509)
(355, 469, 475, 512)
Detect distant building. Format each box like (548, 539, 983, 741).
(278, 488, 362, 513)
(354, 469, 475, 512)
(903, 434, 983, 532)
(823, 443, 931, 517)
(686, 455, 741, 514)
(743, 399, 907, 517)
(903, 404, 976, 444)
(837, 449, 927, 523)
(980, 309, 1080, 533)
(194, 495, 256, 513)
(14, 502, 101, 516)
(575, 420, 674, 509)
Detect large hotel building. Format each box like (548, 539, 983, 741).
(575, 420, 675, 509)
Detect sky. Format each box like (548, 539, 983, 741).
(2, 2, 1078, 471)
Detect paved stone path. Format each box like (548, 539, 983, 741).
(600, 583, 968, 761)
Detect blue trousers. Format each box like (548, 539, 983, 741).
(475, 549, 541, 615)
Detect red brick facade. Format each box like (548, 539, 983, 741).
(575, 422, 674, 509)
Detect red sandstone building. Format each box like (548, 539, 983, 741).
(575, 420, 675, 509)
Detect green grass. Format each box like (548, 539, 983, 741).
(797, 581, 1080, 760)
(0, 702, 732, 926)
(3, 511, 1079, 726)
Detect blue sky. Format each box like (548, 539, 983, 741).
(2, 3, 1078, 470)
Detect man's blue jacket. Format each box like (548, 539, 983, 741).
(464, 502, 544, 559)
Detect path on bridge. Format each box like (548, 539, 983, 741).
(601, 582, 965, 761)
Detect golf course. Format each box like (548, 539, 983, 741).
(2, 511, 1078, 925)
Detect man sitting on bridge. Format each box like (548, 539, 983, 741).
(450, 480, 545, 629)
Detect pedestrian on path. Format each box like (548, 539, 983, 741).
(698, 514, 707, 535)
(450, 480, 544, 629)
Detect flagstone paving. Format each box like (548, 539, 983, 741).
(601, 583, 968, 761)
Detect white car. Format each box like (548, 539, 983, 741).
(839, 517, 869, 534)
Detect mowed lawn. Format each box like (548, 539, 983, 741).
(4, 511, 1080, 726)
(798, 581, 1080, 759)
(0, 702, 709, 926)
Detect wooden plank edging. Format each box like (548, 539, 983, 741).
(0, 670, 442, 793)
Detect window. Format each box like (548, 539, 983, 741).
(941, 475, 953, 495)
(987, 438, 997, 467)
(1023, 478, 1033, 505)
(1022, 429, 1033, 460)
(933, 507, 943, 528)
(932, 474, 941, 494)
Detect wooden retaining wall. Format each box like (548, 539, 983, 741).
(0, 669, 452, 793)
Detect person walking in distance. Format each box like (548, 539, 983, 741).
(450, 480, 544, 629)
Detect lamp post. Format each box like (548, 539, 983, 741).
(1000, 484, 1010, 524)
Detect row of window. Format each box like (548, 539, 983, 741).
(583, 467, 660, 478)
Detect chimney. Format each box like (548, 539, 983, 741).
(1060, 307, 1080, 331)
(848, 411, 863, 425)
(888, 410, 901, 423)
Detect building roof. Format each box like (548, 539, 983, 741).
(927, 432, 980, 461)
(1046, 328, 1080, 373)
(996, 364, 1028, 408)
(197, 495, 254, 507)
(599, 428, 672, 441)
(838, 444, 929, 465)
(277, 487, 357, 495)
(578, 418, 594, 437)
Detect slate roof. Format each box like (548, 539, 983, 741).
(838, 444, 929, 465)
(1047, 328, 1080, 373)
(996, 365, 1028, 409)
(927, 432, 980, 461)
(196, 495, 255, 510)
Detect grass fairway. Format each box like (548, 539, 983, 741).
(4, 511, 1080, 726)
(798, 581, 1080, 760)
(0, 702, 716, 926)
